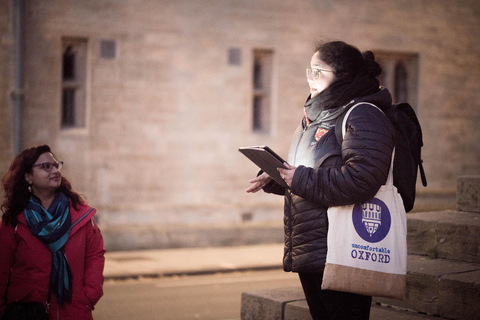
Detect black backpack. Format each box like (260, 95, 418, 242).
(335, 102, 427, 212)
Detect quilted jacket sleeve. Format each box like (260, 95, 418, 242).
(291, 104, 395, 207)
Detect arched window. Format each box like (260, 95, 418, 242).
(252, 50, 273, 133)
(374, 52, 418, 107)
(61, 38, 87, 129)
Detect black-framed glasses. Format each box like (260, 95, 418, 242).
(306, 67, 334, 80)
(32, 161, 64, 172)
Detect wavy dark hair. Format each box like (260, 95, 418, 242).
(1, 145, 85, 226)
(312, 41, 383, 108)
(315, 41, 382, 80)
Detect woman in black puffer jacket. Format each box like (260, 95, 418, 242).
(247, 41, 395, 320)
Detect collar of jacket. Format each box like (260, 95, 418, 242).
(18, 203, 97, 236)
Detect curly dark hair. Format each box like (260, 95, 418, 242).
(1, 145, 85, 226)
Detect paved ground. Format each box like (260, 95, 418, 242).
(104, 243, 285, 279)
(104, 244, 449, 319)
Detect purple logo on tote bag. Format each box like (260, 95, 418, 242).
(352, 198, 391, 243)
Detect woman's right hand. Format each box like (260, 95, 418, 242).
(246, 172, 272, 193)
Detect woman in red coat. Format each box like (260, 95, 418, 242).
(0, 145, 105, 320)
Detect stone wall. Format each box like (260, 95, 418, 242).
(1, 0, 479, 234)
(0, 0, 15, 182)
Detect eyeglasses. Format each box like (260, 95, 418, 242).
(32, 161, 64, 172)
(306, 67, 334, 80)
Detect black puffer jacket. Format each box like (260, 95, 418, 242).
(265, 88, 395, 274)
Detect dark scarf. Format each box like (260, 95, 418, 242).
(304, 73, 380, 128)
(24, 192, 73, 306)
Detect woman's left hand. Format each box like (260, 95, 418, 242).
(278, 163, 297, 187)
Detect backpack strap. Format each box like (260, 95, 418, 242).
(335, 102, 382, 144)
(419, 160, 427, 187)
(335, 110, 347, 145)
(335, 102, 395, 187)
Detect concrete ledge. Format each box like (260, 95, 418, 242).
(457, 176, 480, 212)
(104, 243, 284, 279)
(242, 286, 451, 320)
(101, 223, 283, 251)
(284, 300, 311, 319)
(407, 210, 480, 263)
(241, 286, 306, 320)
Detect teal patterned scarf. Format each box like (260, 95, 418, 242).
(24, 192, 72, 306)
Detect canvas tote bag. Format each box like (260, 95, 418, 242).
(321, 103, 407, 300)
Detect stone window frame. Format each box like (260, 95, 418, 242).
(374, 51, 419, 107)
(252, 49, 273, 133)
(61, 37, 88, 130)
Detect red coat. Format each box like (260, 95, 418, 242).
(0, 202, 106, 320)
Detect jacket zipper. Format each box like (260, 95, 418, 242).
(288, 124, 309, 269)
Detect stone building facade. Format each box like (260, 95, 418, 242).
(1, 0, 479, 248)
(0, 1, 15, 170)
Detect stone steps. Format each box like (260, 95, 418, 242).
(241, 285, 451, 320)
(407, 210, 480, 264)
(374, 254, 480, 319)
(241, 176, 480, 319)
(375, 204, 480, 319)
(241, 253, 480, 319)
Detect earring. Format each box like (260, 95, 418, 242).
(28, 185, 32, 193)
